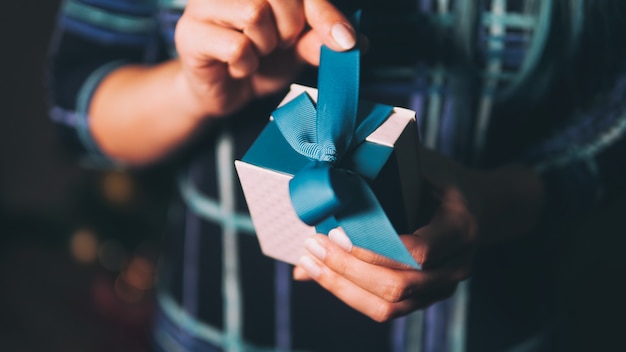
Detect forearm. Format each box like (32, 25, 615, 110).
(89, 59, 209, 165)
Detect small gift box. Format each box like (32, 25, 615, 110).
(235, 23, 423, 268)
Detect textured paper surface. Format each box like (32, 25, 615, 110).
(235, 161, 314, 264)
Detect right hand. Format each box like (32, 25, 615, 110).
(174, 0, 358, 119)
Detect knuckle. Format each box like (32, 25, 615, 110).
(281, 32, 300, 46)
(225, 37, 252, 62)
(413, 246, 430, 267)
(331, 254, 351, 278)
(381, 280, 411, 303)
(323, 245, 349, 273)
(241, 0, 271, 28)
(372, 303, 398, 323)
(282, 17, 305, 41)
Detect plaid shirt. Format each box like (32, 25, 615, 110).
(48, 0, 626, 351)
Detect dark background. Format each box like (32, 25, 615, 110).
(1, 1, 625, 351)
(0, 1, 173, 351)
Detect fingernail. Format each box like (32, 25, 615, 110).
(329, 228, 352, 252)
(304, 237, 326, 261)
(298, 255, 321, 278)
(331, 23, 356, 50)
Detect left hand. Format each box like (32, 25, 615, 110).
(293, 147, 544, 321)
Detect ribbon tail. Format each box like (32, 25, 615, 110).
(315, 217, 341, 236)
(335, 177, 420, 269)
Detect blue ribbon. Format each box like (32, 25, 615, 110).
(271, 12, 419, 269)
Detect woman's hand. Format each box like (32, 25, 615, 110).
(175, 0, 357, 119)
(293, 147, 544, 321)
(89, 0, 357, 164)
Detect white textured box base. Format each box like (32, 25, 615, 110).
(235, 160, 315, 265)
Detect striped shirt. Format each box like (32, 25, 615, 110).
(48, 0, 626, 351)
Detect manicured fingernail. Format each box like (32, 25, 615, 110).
(298, 255, 321, 278)
(329, 228, 352, 252)
(304, 237, 326, 261)
(331, 23, 356, 50)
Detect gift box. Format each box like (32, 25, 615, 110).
(235, 31, 423, 268)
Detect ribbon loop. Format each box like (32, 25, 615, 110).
(289, 163, 353, 226)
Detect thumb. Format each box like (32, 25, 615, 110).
(295, 0, 361, 66)
(303, 0, 356, 51)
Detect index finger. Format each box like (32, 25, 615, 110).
(268, 0, 305, 47)
(305, 234, 468, 304)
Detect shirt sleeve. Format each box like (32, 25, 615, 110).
(47, 0, 163, 164)
(522, 74, 626, 227)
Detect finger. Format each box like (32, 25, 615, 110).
(176, 20, 258, 79)
(268, 0, 306, 47)
(352, 235, 428, 270)
(411, 197, 476, 269)
(192, 0, 279, 56)
(341, 231, 473, 279)
(293, 265, 313, 281)
(328, 228, 415, 270)
(297, 255, 420, 322)
(311, 235, 425, 301)
(303, 0, 356, 51)
(307, 235, 461, 303)
(238, 1, 279, 55)
(327, 221, 473, 277)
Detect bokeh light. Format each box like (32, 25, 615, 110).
(69, 228, 98, 264)
(123, 256, 156, 291)
(102, 170, 134, 205)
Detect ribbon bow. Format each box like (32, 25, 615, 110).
(271, 13, 419, 269)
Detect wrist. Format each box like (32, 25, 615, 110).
(172, 65, 214, 123)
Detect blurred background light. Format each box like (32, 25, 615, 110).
(123, 256, 155, 291)
(102, 170, 134, 206)
(69, 228, 98, 264)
